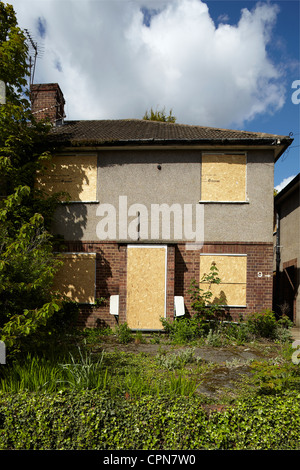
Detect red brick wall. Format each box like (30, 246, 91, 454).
(30, 83, 65, 123)
(60, 241, 273, 327)
(175, 242, 273, 321)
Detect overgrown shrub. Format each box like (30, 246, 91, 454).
(245, 309, 279, 339)
(160, 316, 208, 344)
(115, 322, 133, 344)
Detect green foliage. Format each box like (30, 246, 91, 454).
(115, 322, 133, 344)
(0, 212, 61, 322)
(0, 392, 299, 449)
(160, 315, 207, 344)
(59, 348, 110, 392)
(245, 309, 279, 339)
(143, 106, 176, 123)
(0, 2, 28, 103)
(0, 354, 62, 393)
(0, 2, 73, 357)
(155, 347, 196, 370)
(250, 359, 300, 395)
(189, 262, 224, 321)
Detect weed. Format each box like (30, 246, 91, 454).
(115, 322, 133, 344)
(156, 348, 196, 370)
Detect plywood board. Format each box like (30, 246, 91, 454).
(36, 155, 97, 201)
(201, 154, 246, 201)
(53, 253, 96, 303)
(126, 246, 166, 329)
(200, 254, 247, 306)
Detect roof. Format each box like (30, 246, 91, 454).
(50, 119, 292, 159)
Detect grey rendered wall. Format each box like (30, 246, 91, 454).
(278, 193, 300, 326)
(51, 148, 274, 243)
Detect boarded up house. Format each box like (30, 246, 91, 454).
(32, 83, 293, 329)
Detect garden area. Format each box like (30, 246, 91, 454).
(0, 309, 300, 450)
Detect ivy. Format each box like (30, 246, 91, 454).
(0, 392, 299, 450)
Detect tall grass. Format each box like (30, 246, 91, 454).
(59, 348, 109, 391)
(0, 348, 200, 397)
(0, 354, 62, 393)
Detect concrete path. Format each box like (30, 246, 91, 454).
(291, 327, 300, 342)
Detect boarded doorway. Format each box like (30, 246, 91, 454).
(126, 245, 167, 330)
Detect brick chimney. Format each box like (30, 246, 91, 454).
(30, 83, 65, 125)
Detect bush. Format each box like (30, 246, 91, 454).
(160, 316, 208, 344)
(115, 322, 133, 344)
(245, 310, 281, 340)
(0, 392, 299, 449)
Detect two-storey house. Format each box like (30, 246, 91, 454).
(31, 83, 293, 329)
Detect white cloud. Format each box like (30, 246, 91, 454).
(275, 175, 296, 193)
(10, 0, 286, 126)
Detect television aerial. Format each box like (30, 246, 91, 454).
(24, 29, 44, 85)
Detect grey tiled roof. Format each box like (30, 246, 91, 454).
(50, 119, 292, 148)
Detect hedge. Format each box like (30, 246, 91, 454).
(0, 392, 299, 450)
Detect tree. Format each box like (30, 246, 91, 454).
(143, 106, 176, 123)
(0, 2, 71, 357)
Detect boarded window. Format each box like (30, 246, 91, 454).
(53, 253, 96, 303)
(36, 155, 98, 202)
(200, 254, 247, 306)
(201, 153, 246, 202)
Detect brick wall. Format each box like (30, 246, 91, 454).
(175, 242, 273, 320)
(61, 241, 273, 327)
(30, 83, 65, 123)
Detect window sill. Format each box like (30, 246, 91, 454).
(59, 200, 100, 204)
(199, 200, 249, 204)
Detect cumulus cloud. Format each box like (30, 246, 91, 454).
(275, 175, 297, 193)
(10, 0, 286, 126)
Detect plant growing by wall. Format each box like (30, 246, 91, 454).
(189, 261, 224, 321)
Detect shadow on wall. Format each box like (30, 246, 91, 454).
(52, 204, 88, 240)
(36, 155, 98, 240)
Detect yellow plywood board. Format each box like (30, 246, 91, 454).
(206, 283, 247, 307)
(53, 253, 96, 303)
(200, 254, 247, 306)
(200, 255, 247, 284)
(126, 246, 166, 329)
(36, 155, 97, 201)
(201, 154, 246, 201)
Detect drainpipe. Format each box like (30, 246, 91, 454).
(275, 209, 281, 312)
(276, 210, 280, 273)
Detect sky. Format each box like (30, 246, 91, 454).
(8, 0, 300, 190)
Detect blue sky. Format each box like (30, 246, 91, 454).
(206, 1, 300, 189)
(10, 0, 300, 189)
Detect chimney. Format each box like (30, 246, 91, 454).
(30, 83, 65, 125)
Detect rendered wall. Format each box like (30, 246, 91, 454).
(51, 148, 275, 244)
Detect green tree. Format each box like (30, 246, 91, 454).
(143, 106, 176, 123)
(0, 2, 68, 356)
